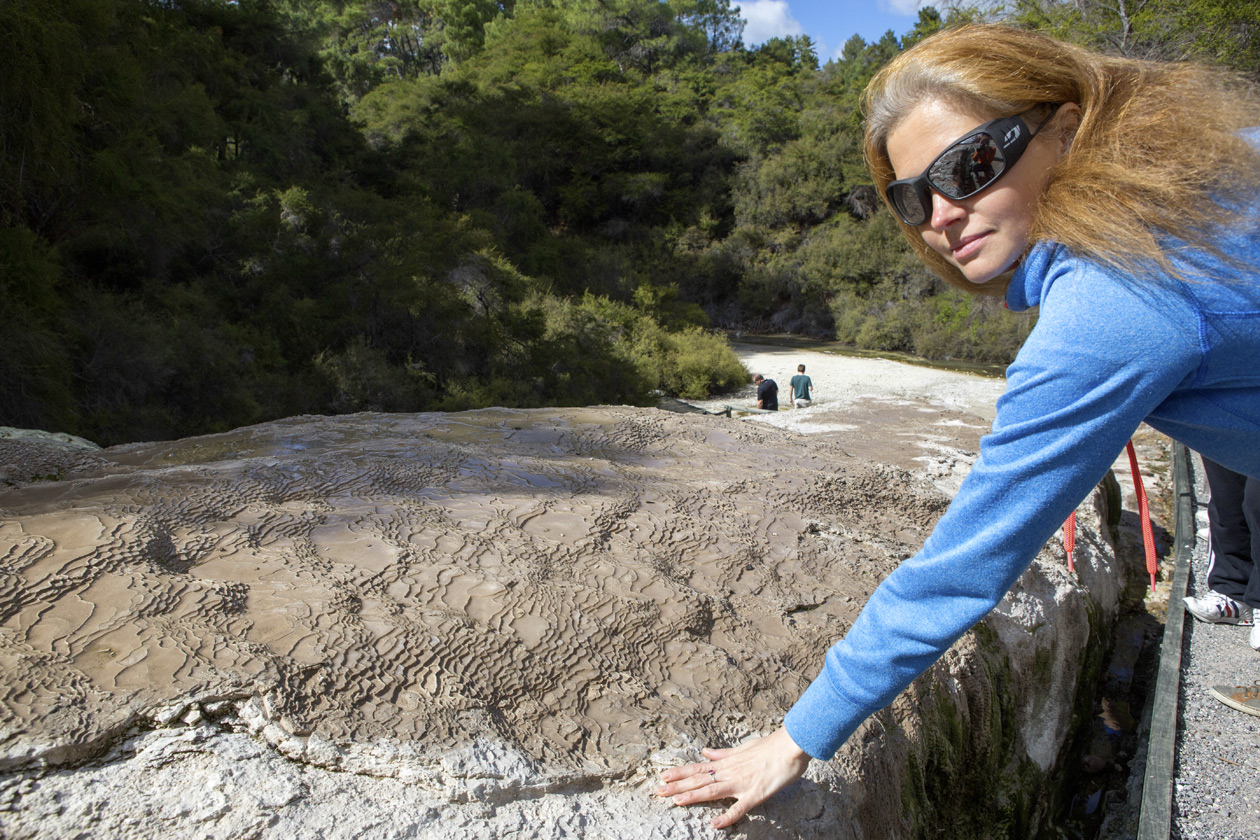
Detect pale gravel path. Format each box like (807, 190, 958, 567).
(692, 342, 1007, 429)
(686, 343, 1007, 496)
(1172, 453, 1260, 840)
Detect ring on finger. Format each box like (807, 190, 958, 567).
(708, 768, 717, 783)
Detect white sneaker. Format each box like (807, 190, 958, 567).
(1252, 623, 1260, 652)
(1184, 590, 1254, 625)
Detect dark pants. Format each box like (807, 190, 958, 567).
(1203, 457, 1260, 609)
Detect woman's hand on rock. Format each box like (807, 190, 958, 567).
(656, 726, 811, 829)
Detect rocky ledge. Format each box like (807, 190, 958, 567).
(0, 408, 1125, 838)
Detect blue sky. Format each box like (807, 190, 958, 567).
(736, 0, 925, 62)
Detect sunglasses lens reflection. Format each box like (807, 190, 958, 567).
(889, 182, 926, 226)
(931, 133, 1006, 198)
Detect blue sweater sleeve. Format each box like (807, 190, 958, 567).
(783, 249, 1202, 759)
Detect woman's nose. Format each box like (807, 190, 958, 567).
(928, 191, 967, 229)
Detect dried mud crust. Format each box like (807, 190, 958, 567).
(0, 408, 948, 776)
(0, 440, 110, 486)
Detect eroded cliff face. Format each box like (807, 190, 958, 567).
(0, 409, 1123, 839)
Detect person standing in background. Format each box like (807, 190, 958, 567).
(789, 364, 813, 408)
(1185, 458, 1260, 651)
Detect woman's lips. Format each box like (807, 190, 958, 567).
(951, 232, 989, 261)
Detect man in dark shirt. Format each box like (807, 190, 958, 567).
(753, 374, 778, 411)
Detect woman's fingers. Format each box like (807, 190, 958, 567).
(655, 767, 718, 799)
(658, 759, 714, 786)
(668, 777, 728, 805)
(657, 743, 739, 787)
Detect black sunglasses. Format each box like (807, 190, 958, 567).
(885, 107, 1059, 226)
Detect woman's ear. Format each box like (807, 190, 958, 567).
(1056, 103, 1082, 156)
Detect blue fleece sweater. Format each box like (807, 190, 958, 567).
(784, 217, 1260, 760)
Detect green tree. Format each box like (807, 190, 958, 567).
(673, 0, 745, 53)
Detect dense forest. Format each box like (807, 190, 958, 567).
(2, 0, 1256, 444)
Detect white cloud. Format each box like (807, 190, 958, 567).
(738, 0, 805, 46)
(882, 0, 922, 15)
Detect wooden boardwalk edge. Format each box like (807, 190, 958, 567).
(1137, 442, 1194, 840)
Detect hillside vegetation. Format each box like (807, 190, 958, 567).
(2, 0, 1254, 444)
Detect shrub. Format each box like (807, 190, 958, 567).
(658, 327, 748, 399)
(314, 336, 436, 413)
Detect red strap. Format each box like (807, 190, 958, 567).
(1061, 439, 1157, 590)
(1126, 440, 1158, 590)
(1064, 511, 1076, 573)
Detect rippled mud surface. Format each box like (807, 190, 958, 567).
(0, 408, 947, 775)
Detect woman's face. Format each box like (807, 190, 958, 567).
(885, 99, 1070, 285)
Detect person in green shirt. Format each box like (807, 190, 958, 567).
(789, 364, 813, 408)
